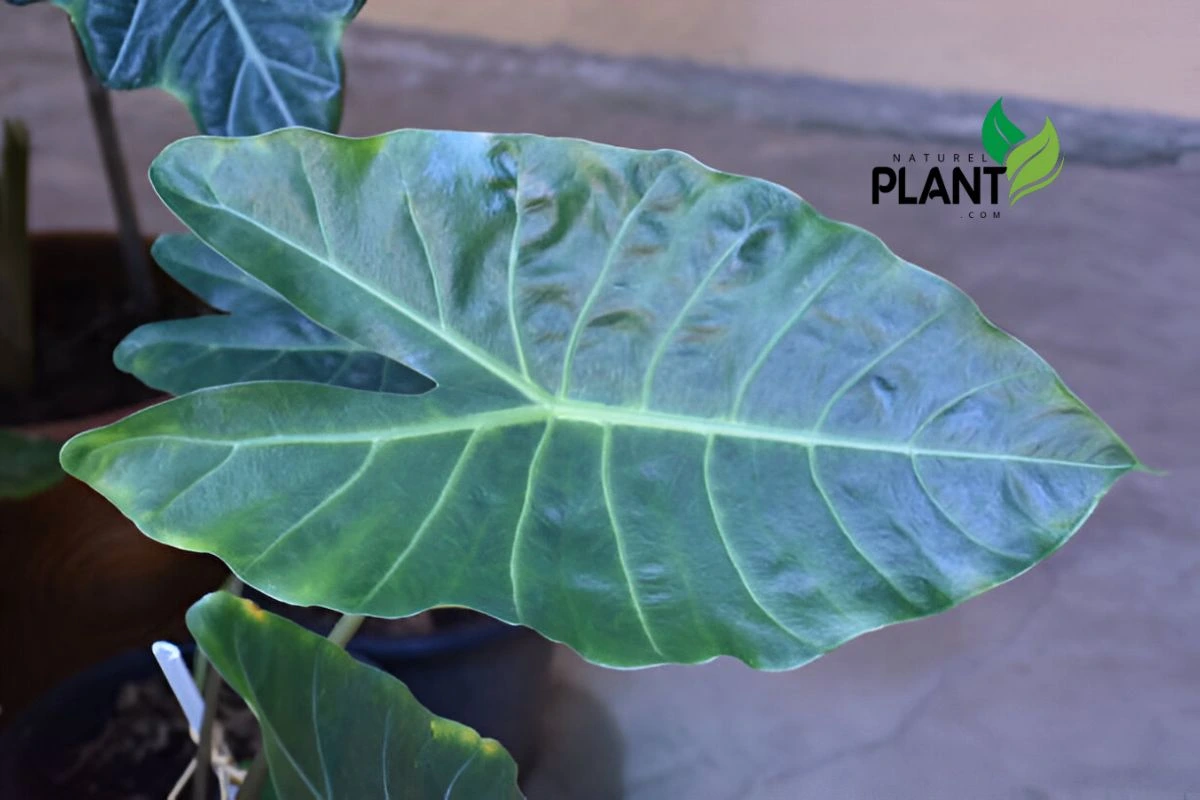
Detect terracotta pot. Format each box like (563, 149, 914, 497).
(0, 233, 226, 725)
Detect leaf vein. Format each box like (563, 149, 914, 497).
(242, 441, 380, 576)
(813, 308, 949, 431)
(506, 150, 531, 380)
(153, 446, 237, 518)
(232, 631, 323, 798)
(381, 706, 393, 800)
(190, 199, 546, 403)
(639, 206, 776, 408)
(403, 180, 445, 328)
(910, 455, 1029, 562)
(559, 168, 671, 397)
(510, 421, 556, 623)
(807, 447, 923, 611)
(262, 56, 339, 89)
(600, 426, 666, 658)
(215, 0, 296, 126)
(358, 430, 481, 608)
(702, 434, 819, 649)
(98, 399, 1128, 471)
(444, 752, 478, 800)
(310, 657, 333, 799)
(731, 252, 859, 417)
(906, 369, 1045, 445)
(106, 0, 152, 78)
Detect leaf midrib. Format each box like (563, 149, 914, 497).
(214, 0, 296, 126)
(175, 165, 1127, 473)
(190, 198, 550, 405)
(108, 398, 1127, 470)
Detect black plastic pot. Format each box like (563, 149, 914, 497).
(0, 646, 182, 799)
(0, 620, 553, 797)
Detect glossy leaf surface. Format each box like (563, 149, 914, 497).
(64, 130, 1137, 669)
(188, 592, 523, 799)
(0, 431, 64, 499)
(8, 0, 362, 135)
(116, 234, 433, 396)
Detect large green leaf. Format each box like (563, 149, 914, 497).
(63, 129, 1138, 669)
(188, 592, 523, 799)
(7, 0, 362, 135)
(115, 234, 433, 396)
(0, 431, 65, 499)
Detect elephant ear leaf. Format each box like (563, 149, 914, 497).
(63, 130, 1138, 671)
(0, 431, 64, 499)
(187, 592, 524, 800)
(7, 0, 362, 135)
(115, 234, 434, 396)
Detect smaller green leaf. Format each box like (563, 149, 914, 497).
(981, 98, 1026, 164)
(7, 0, 363, 136)
(116, 235, 434, 396)
(0, 431, 65, 499)
(1005, 118, 1064, 206)
(188, 592, 524, 800)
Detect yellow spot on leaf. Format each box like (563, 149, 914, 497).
(240, 598, 267, 621)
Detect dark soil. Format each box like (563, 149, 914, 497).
(0, 233, 201, 426)
(44, 673, 258, 800)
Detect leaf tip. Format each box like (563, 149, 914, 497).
(1130, 460, 1165, 477)
(58, 428, 98, 481)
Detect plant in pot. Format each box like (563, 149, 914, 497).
(0, 0, 366, 728)
(2, 0, 556, 780)
(20, 127, 1138, 797)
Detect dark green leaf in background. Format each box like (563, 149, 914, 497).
(65, 130, 1138, 669)
(7, 0, 363, 135)
(0, 430, 65, 499)
(188, 592, 523, 800)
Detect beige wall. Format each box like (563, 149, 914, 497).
(362, 0, 1200, 119)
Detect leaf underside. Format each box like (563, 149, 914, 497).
(9, 0, 362, 135)
(188, 592, 523, 800)
(64, 129, 1137, 669)
(116, 234, 433, 396)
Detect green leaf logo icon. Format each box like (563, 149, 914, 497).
(1004, 118, 1064, 205)
(981, 98, 1026, 164)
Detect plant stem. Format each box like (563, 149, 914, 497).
(240, 613, 365, 800)
(191, 576, 242, 800)
(327, 614, 366, 648)
(71, 27, 157, 316)
(0, 119, 32, 392)
(192, 659, 222, 800)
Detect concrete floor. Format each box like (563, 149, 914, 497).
(2, 7, 1197, 799)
